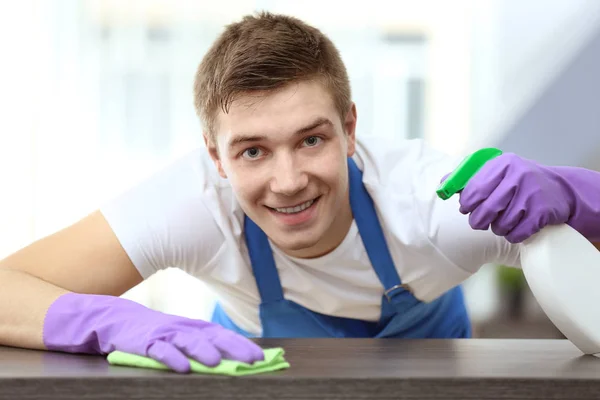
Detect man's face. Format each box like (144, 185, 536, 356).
(207, 80, 357, 258)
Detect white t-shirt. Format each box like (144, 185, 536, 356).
(100, 136, 521, 336)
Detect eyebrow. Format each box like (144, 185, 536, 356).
(227, 117, 333, 149)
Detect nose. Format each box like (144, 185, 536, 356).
(269, 155, 308, 196)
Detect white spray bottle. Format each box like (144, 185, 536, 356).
(437, 148, 600, 355)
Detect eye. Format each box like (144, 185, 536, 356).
(242, 147, 263, 160)
(303, 136, 322, 147)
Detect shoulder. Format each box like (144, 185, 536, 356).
(100, 147, 243, 278)
(103, 147, 239, 231)
(354, 135, 520, 278)
(352, 135, 459, 197)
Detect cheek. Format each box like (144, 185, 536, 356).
(317, 153, 348, 195)
(226, 164, 265, 205)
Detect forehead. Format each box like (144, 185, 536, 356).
(215, 80, 339, 141)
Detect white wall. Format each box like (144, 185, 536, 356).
(469, 0, 600, 151)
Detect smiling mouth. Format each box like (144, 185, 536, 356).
(269, 197, 320, 214)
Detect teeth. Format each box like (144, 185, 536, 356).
(274, 199, 315, 214)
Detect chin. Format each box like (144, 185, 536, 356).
(269, 228, 323, 252)
(274, 234, 320, 251)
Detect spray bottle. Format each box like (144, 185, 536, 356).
(437, 148, 600, 355)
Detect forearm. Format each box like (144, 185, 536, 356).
(0, 268, 68, 349)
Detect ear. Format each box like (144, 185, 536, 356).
(203, 133, 228, 179)
(343, 103, 357, 157)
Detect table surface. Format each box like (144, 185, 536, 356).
(2, 338, 600, 400)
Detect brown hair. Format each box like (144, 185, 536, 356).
(193, 11, 351, 142)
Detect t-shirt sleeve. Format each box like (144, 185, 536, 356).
(413, 143, 522, 274)
(99, 150, 227, 279)
(429, 188, 522, 272)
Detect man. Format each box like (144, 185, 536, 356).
(1, 12, 599, 374)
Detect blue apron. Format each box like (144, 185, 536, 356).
(212, 158, 472, 338)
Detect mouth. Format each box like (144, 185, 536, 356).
(269, 197, 319, 214)
(266, 196, 321, 226)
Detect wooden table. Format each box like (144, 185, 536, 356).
(2, 338, 600, 399)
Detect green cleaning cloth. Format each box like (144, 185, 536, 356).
(107, 347, 290, 376)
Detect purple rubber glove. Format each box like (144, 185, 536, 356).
(447, 153, 600, 243)
(43, 293, 264, 373)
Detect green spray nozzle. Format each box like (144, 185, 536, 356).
(436, 147, 503, 200)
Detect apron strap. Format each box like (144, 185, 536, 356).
(244, 215, 285, 302)
(347, 157, 404, 292)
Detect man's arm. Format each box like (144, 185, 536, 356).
(0, 210, 143, 349)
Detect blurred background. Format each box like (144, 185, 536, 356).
(2, 0, 600, 338)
